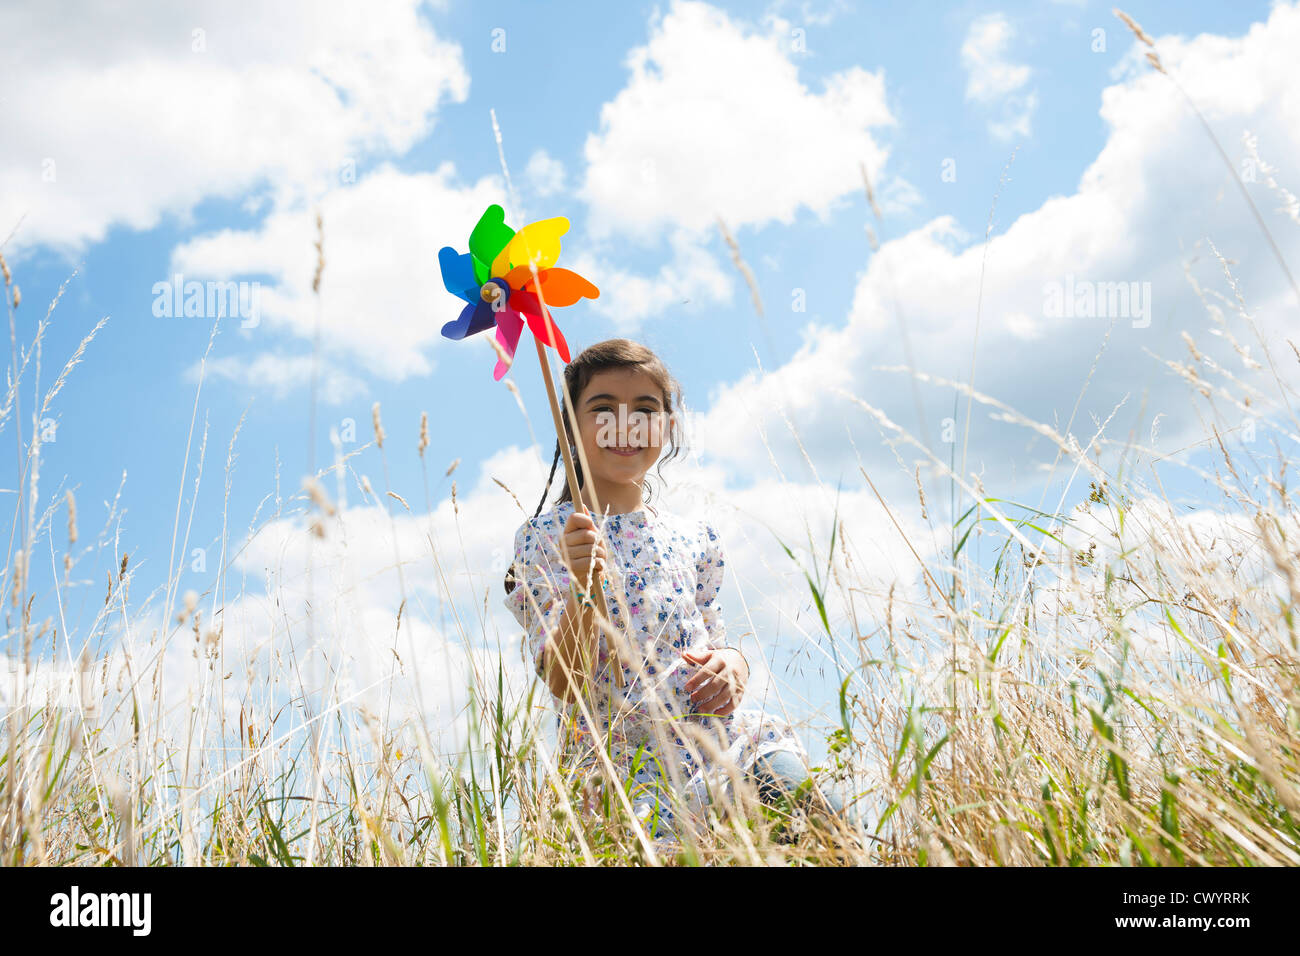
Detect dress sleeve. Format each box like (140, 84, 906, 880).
(694, 521, 727, 648)
(503, 519, 574, 681)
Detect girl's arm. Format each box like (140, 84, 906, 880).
(540, 587, 602, 703)
(694, 521, 729, 648)
(684, 521, 750, 714)
(504, 520, 605, 703)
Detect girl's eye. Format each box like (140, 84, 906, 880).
(591, 406, 659, 415)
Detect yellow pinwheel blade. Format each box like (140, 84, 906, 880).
(491, 217, 569, 278)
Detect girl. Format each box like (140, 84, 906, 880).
(503, 338, 854, 846)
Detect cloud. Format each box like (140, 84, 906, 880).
(11, 443, 555, 781)
(274, 437, 926, 739)
(962, 14, 1031, 101)
(524, 149, 566, 198)
(1033, 494, 1298, 682)
(689, 2, 1300, 505)
(4, 419, 928, 793)
(961, 13, 1038, 140)
(3, 589, 484, 804)
(0, 0, 468, 255)
(170, 162, 504, 380)
(580, 0, 895, 241)
(188, 352, 368, 404)
(567, 230, 734, 328)
(876, 175, 924, 218)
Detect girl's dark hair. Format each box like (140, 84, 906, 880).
(503, 337, 685, 595)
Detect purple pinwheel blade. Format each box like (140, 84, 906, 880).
(438, 247, 479, 302)
(440, 300, 498, 340)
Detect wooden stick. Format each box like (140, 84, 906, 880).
(532, 336, 626, 689)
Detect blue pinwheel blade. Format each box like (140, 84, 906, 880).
(438, 246, 479, 302)
(440, 300, 498, 341)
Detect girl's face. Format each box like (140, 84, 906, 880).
(573, 368, 671, 485)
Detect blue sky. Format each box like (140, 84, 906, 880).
(4, 0, 1299, 776)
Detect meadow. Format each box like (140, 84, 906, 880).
(2, 12, 1298, 866)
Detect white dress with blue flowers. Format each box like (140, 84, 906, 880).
(504, 499, 806, 843)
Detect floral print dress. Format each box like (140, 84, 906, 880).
(504, 499, 806, 844)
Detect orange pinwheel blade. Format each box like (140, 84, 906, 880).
(502, 264, 536, 291)
(530, 268, 599, 307)
(503, 266, 599, 307)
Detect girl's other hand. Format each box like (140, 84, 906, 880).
(559, 508, 607, 588)
(683, 647, 747, 717)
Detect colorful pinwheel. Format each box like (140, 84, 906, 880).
(438, 202, 626, 688)
(438, 204, 599, 380)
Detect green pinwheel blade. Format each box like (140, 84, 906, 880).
(468, 204, 514, 285)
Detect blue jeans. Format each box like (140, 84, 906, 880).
(746, 750, 862, 830)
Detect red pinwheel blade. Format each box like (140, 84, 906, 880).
(521, 306, 571, 364)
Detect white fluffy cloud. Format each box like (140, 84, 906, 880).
(525, 149, 567, 198)
(567, 229, 735, 328)
(961, 13, 1038, 140)
(5, 417, 929, 794)
(568, 0, 901, 331)
(0, 0, 468, 254)
(1027, 493, 1298, 698)
(692, 3, 1300, 505)
(580, 0, 895, 240)
(277, 438, 926, 735)
(171, 162, 504, 380)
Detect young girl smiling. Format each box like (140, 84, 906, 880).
(504, 338, 855, 845)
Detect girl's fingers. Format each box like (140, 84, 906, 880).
(688, 651, 731, 677)
(562, 533, 607, 571)
(566, 513, 595, 532)
(562, 543, 606, 585)
(695, 687, 735, 715)
(562, 542, 605, 564)
(693, 666, 745, 708)
(690, 673, 729, 705)
(702, 683, 743, 715)
(712, 698, 737, 717)
(683, 655, 722, 692)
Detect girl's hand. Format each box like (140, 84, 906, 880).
(559, 509, 608, 589)
(682, 647, 748, 717)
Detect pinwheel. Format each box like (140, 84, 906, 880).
(438, 204, 599, 381)
(438, 202, 626, 687)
